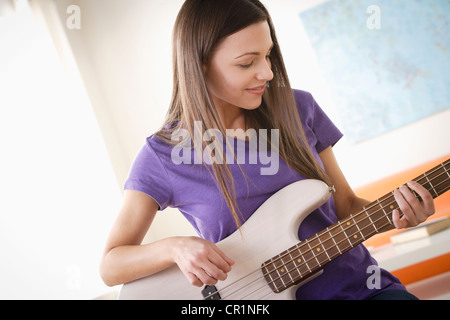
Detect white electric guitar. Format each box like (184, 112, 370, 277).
(119, 159, 450, 300)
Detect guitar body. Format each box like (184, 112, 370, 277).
(119, 179, 332, 300)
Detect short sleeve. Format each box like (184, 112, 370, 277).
(124, 138, 173, 211)
(294, 89, 343, 153)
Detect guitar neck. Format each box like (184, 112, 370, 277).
(263, 159, 450, 294)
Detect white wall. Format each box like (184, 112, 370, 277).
(53, 0, 450, 188)
(0, 1, 122, 299)
(32, 0, 449, 297)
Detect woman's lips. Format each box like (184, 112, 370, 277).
(246, 85, 266, 95)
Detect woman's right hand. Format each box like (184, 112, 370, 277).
(101, 191, 234, 288)
(171, 237, 235, 287)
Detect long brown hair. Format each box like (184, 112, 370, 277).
(157, 0, 331, 229)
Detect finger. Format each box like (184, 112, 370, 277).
(214, 245, 235, 266)
(202, 259, 228, 282)
(398, 185, 428, 223)
(209, 245, 234, 270)
(186, 272, 205, 288)
(392, 209, 407, 229)
(199, 246, 234, 283)
(407, 181, 435, 217)
(195, 265, 220, 286)
(393, 188, 418, 227)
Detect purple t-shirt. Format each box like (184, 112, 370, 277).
(124, 89, 405, 300)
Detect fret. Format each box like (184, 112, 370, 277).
(351, 215, 364, 240)
(271, 252, 291, 289)
(292, 244, 304, 271)
(328, 223, 350, 253)
(291, 259, 306, 281)
(347, 219, 364, 243)
(436, 172, 450, 194)
(438, 165, 450, 194)
(298, 241, 319, 271)
(265, 256, 287, 291)
(418, 161, 450, 197)
(423, 172, 439, 198)
(328, 229, 342, 255)
(320, 243, 331, 261)
(263, 261, 275, 275)
(386, 193, 395, 225)
(339, 222, 353, 248)
(353, 210, 373, 239)
(308, 236, 330, 266)
(376, 198, 389, 225)
(305, 239, 322, 267)
(275, 267, 288, 290)
(445, 163, 450, 179)
(296, 243, 312, 274)
(369, 196, 394, 230)
(433, 164, 449, 195)
(287, 251, 294, 264)
(364, 207, 378, 233)
(263, 264, 276, 292)
(271, 260, 285, 289)
(318, 231, 338, 261)
(342, 221, 356, 247)
(285, 251, 300, 280)
(280, 268, 293, 286)
(318, 237, 330, 261)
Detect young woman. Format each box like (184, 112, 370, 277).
(100, 0, 435, 300)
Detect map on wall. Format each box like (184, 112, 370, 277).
(300, 0, 450, 143)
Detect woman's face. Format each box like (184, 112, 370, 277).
(204, 21, 274, 120)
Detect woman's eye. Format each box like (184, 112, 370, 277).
(239, 62, 253, 69)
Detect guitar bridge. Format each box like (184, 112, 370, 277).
(202, 285, 221, 300)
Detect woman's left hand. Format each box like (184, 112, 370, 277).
(392, 181, 435, 229)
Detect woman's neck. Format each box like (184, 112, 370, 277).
(215, 102, 247, 132)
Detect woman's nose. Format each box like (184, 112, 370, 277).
(256, 59, 274, 82)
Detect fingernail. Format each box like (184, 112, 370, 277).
(401, 185, 409, 191)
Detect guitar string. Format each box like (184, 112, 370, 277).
(255, 166, 450, 297)
(209, 173, 450, 300)
(261, 171, 450, 292)
(208, 189, 404, 300)
(222, 195, 412, 300)
(262, 164, 450, 277)
(204, 162, 450, 300)
(262, 188, 450, 293)
(246, 182, 450, 300)
(209, 169, 450, 300)
(205, 165, 450, 300)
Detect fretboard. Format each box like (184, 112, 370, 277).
(262, 159, 450, 294)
